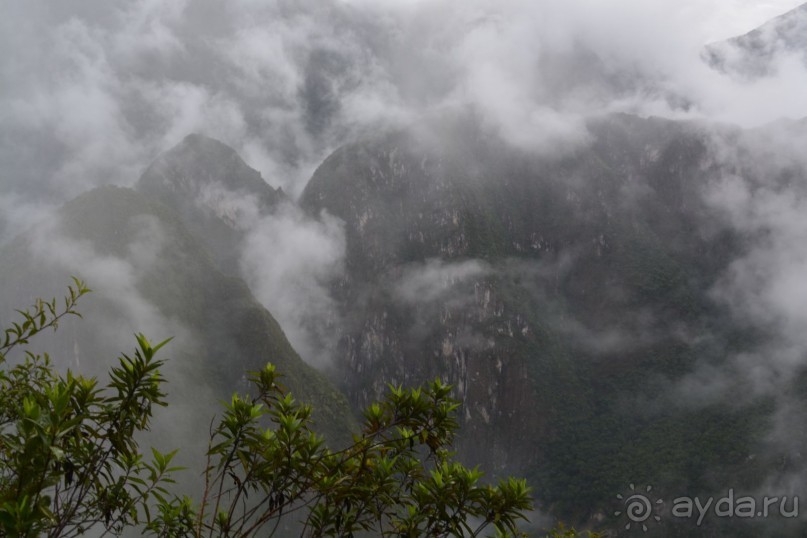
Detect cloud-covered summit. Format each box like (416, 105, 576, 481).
(704, 2, 807, 77)
(2, 0, 806, 214)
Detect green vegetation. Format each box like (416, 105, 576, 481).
(0, 185, 357, 447)
(0, 281, 537, 537)
(0, 279, 179, 535)
(299, 120, 771, 527)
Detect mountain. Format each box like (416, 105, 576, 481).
(3, 119, 801, 534)
(704, 2, 807, 77)
(300, 112, 780, 527)
(136, 133, 287, 274)
(0, 185, 355, 448)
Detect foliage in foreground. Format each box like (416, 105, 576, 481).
(0, 280, 539, 537)
(0, 279, 176, 536)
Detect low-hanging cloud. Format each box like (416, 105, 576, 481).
(3, 0, 806, 214)
(657, 122, 807, 497)
(3, 0, 807, 389)
(393, 258, 491, 305)
(5, 0, 807, 521)
(239, 202, 347, 368)
(3, 208, 237, 497)
(26, 214, 179, 352)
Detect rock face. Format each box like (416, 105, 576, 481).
(301, 113, 767, 516)
(704, 2, 807, 77)
(136, 134, 287, 274)
(4, 116, 798, 527)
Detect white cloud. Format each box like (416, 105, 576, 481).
(3, 0, 807, 206)
(18, 214, 190, 367)
(394, 259, 490, 304)
(3, 0, 807, 397)
(239, 202, 347, 367)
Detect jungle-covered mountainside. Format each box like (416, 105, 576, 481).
(301, 112, 804, 534)
(3, 108, 807, 535)
(0, 185, 355, 449)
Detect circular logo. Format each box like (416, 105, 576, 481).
(615, 484, 663, 532)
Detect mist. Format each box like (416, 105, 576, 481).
(4, 0, 807, 533)
(2, 0, 805, 208)
(240, 202, 347, 369)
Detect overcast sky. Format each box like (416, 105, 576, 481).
(351, 0, 804, 40)
(705, 0, 804, 38)
(1, 0, 806, 210)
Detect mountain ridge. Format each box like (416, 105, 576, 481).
(703, 2, 807, 77)
(300, 112, 773, 525)
(136, 133, 287, 274)
(0, 184, 356, 447)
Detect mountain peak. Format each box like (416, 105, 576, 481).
(704, 2, 807, 77)
(177, 133, 242, 159)
(137, 134, 282, 204)
(135, 134, 287, 274)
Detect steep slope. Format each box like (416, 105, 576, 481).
(136, 134, 287, 274)
(300, 113, 772, 523)
(704, 2, 807, 77)
(134, 133, 350, 372)
(0, 185, 355, 445)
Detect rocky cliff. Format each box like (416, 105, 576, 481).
(300, 113, 770, 519)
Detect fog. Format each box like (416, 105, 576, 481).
(3, 0, 807, 531)
(240, 202, 347, 369)
(2, 0, 804, 205)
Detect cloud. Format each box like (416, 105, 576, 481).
(0, 193, 57, 247)
(393, 258, 491, 305)
(4, 0, 807, 514)
(26, 214, 177, 349)
(3, 0, 806, 389)
(3, 0, 806, 214)
(5, 210, 227, 494)
(684, 134, 807, 400)
(239, 202, 347, 368)
(390, 259, 496, 353)
(702, 122, 807, 344)
(647, 122, 807, 499)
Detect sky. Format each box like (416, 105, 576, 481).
(681, 0, 803, 40)
(1, 0, 806, 211)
